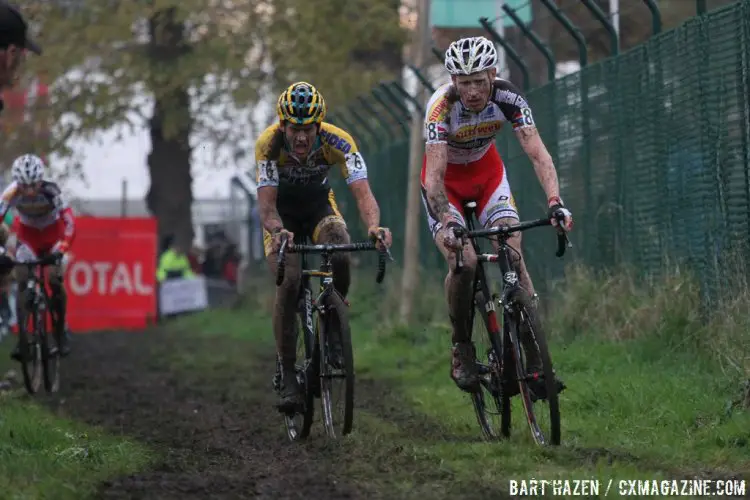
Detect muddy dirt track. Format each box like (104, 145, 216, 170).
(40, 328, 498, 500)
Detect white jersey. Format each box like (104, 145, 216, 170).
(423, 78, 536, 164)
(0, 180, 71, 229)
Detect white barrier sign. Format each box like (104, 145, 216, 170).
(159, 276, 209, 316)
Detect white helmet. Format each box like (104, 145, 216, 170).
(11, 154, 45, 185)
(444, 36, 498, 75)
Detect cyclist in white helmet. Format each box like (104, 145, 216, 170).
(420, 36, 573, 392)
(0, 154, 76, 360)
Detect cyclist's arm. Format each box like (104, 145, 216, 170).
(424, 143, 453, 227)
(47, 182, 76, 249)
(516, 127, 560, 204)
(423, 91, 454, 227)
(256, 160, 283, 234)
(337, 135, 380, 229)
(347, 180, 380, 230)
(495, 80, 561, 203)
(0, 182, 17, 223)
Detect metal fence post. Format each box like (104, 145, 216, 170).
(372, 87, 410, 136)
(642, 0, 662, 35)
(358, 95, 396, 142)
(389, 81, 424, 115)
(335, 113, 370, 151)
(538, 0, 593, 264)
(697, 0, 706, 15)
(408, 64, 436, 94)
(537, 0, 587, 67)
(501, 2, 559, 175)
(349, 106, 382, 149)
(478, 16, 531, 91)
(502, 4, 556, 83)
(581, 0, 619, 55)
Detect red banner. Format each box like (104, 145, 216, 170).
(64, 216, 158, 332)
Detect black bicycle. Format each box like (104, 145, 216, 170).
(273, 232, 388, 441)
(453, 201, 570, 446)
(9, 253, 63, 395)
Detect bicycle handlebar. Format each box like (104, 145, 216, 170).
(452, 214, 571, 273)
(275, 231, 389, 286)
(2, 252, 62, 268)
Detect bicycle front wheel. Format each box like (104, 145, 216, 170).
(18, 309, 42, 395)
(282, 310, 316, 442)
(40, 296, 60, 393)
(470, 289, 507, 441)
(505, 288, 561, 446)
(318, 292, 354, 438)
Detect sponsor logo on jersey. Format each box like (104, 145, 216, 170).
(428, 95, 451, 122)
(495, 88, 529, 109)
(319, 129, 352, 154)
(453, 121, 503, 141)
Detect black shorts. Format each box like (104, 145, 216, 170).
(263, 184, 346, 257)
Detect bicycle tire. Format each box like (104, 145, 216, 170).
(470, 287, 506, 441)
(40, 293, 60, 393)
(283, 308, 316, 441)
(503, 288, 561, 446)
(17, 308, 42, 395)
(318, 292, 354, 438)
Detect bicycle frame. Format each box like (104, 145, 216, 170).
(14, 254, 61, 324)
(277, 237, 387, 343)
(298, 243, 339, 355)
(454, 202, 570, 370)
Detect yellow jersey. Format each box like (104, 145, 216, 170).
(254, 122, 368, 188)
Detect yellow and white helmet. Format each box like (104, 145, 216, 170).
(276, 81, 326, 126)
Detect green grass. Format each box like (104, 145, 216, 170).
(0, 337, 155, 500)
(174, 266, 750, 497)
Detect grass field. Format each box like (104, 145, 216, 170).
(0, 337, 154, 500)
(0, 260, 746, 498)
(175, 264, 750, 496)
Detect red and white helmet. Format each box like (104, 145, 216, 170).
(444, 36, 498, 75)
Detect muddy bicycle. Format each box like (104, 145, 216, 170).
(273, 232, 388, 441)
(6, 252, 64, 395)
(453, 201, 570, 446)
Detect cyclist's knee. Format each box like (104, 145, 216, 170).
(441, 238, 477, 273)
(15, 265, 28, 286)
(316, 220, 350, 245)
(331, 251, 351, 271)
(0, 223, 9, 246)
(272, 255, 302, 297)
(48, 265, 65, 291)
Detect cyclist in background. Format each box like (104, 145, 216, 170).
(421, 36, 573, 392)
(255, 81, 393, 412)
(0, 154, 75, 360)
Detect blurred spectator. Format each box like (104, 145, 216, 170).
(222, 243, 241, 286)
(157, 235, 194, 282)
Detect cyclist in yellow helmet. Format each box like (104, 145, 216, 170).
(255, 81, 393, 411)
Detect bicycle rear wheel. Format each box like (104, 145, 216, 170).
(282, 310, 316, 441)
(40, 294, 60, 393)
(318, 292, 354, 438)
(18, 309, 42, 395)
(504, 288, 561, 446)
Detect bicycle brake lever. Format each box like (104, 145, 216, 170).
(382, 245, 394, 262)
